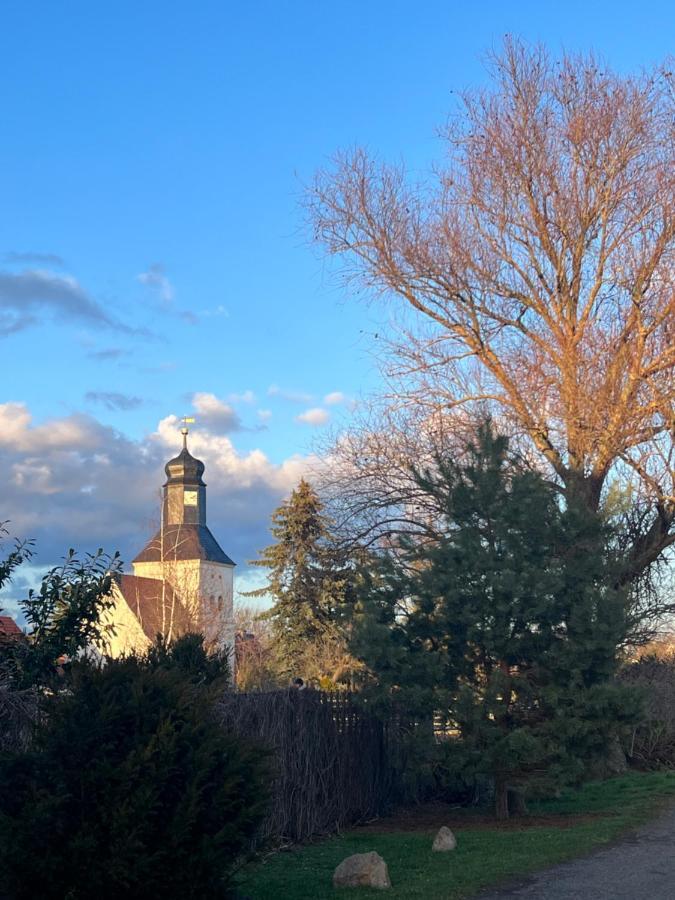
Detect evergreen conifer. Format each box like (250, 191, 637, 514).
(245, 478, 354, 680)
(352, 424, 640, 817)
(0, 654, 268, 898)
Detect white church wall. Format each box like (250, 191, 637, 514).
(130, 557, 235, 665)
(100, 584, 152, 657)
(198, 561, 235, 666)
(131, 560, 164, 581)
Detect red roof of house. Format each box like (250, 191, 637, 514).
(0, 615, 23, 638)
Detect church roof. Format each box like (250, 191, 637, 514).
(115, 574, 193, 640)
(132, 524, 235, 566)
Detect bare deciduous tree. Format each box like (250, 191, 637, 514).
(309, 38, 675, 586)
(234, 603, 280, 691)
(319, 400, 486, 552)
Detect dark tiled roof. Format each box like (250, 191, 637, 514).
(116, 574, 194, 641)
(164, 446, 206, 486)
(132, 525, 235, 566)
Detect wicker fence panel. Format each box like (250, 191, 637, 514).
(0, 679, 36, 752)
(218, 690, 397, 843)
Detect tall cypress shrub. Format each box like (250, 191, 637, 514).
(0, 655, 268, 899)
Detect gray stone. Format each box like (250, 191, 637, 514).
(333, 851, 391, 889)
(432, 826, 457, 852)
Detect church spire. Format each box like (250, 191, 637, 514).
(163, 422, 206, 525)
(132, 417, 234, 568)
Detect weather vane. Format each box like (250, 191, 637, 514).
(180, 415, 195, 446)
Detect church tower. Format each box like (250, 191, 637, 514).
(162, 425, 208, 527)
(106, 426, 235, 661)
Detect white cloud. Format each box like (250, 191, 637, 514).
(0, 403, 106, 453)
(156, 415, 312, 491)
(267, 384, 313, 404)
(137, 263, 175, 304)
(296, 407, 330, 426)
(228, 390, 256, 404)
(199, 304, 229, 318)
(257, 409, 272, 422)
(0, 403, 317, 588)
(11, 462, 60, 495)
(191, 392, 242, 433)
(137, 268, 230, 326)
(324, 391, 346, 406)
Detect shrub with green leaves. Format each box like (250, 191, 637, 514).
(1, 544, 122, 690)
(0, 655, 269, 899)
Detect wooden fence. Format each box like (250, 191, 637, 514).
(0, 679, 404, 844)
(218, 689, 399, 843)
(0, 678, 36, 752)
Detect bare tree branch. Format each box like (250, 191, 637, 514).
(308, 39, 675, 580)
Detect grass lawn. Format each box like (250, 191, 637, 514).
(237, 771, 675, 899)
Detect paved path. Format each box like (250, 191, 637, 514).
(476, 802, 675, 900)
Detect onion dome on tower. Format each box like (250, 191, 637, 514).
(165, 427, 206, 484)
(163, 426, 207, 527)
(132, 426, 234, 566)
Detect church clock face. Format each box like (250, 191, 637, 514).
(184, 489, 198, 507)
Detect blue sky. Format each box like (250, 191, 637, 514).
(1, 0, 673, 614)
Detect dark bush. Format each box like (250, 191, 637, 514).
(145, 631, 232, 686)
(620, 654, 675, 767)
(0, 656, 268, 900)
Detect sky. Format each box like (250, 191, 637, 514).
(1, 0, 673, 617)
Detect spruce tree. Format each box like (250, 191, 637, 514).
(245, 479, 353, 680)
(351, 424, 640, 818)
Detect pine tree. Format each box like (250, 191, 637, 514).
(245, 479, 354, 680)
(351, 424, 641, 818)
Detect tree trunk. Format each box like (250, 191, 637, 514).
(564, 469, 675, 583)
(508, 788, 528, 816)
(494, 777, 509, 820)
(562, 468, 604, 515)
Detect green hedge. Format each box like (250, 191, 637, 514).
(0, 653, 269, 900)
